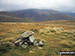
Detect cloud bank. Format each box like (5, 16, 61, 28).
(0, 0, 75, 12)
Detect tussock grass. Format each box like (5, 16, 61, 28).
(0, 21, 75, 56)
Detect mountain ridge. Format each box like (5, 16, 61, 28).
(0, 9, 75, 22)
(12, 9, 75, 21)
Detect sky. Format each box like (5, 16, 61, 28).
(0, 0, 75, 12)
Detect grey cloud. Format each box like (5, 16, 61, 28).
(0, 0, 75, 12)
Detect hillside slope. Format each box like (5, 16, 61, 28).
(64, 12, 75, 17)
(13, 9, 75, 21)
(0, 11, 16, 17)
(0, 11, 33, 22)
(0, 9, 75, 22)
(0, 15, 32, 22)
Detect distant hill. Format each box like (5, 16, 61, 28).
(0, 9, 75, 22)
(0, 15, 32, 22)
(12, 9, 75, 21)
(0, 11, 16, 17)
(0, 12, 33, 22)
(64, 12, 75, 17)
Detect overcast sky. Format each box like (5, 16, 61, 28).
(0, 0, 75, 12)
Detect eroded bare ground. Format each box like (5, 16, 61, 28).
(0, 21, 75, 56)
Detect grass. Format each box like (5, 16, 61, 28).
(0, 20, 75, 56)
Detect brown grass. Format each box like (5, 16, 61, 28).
(0, 21, 75, 56)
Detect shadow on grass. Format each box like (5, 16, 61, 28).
(0, 43, 12, 56)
